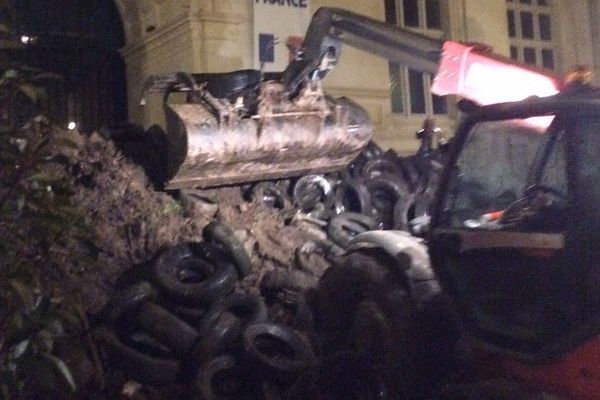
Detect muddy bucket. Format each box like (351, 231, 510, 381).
(161, 89, 372, 189)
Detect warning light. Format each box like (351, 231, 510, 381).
(432, 41, 560, 105)
(432, 41, 560, 128)
(564, 65, 594, 85)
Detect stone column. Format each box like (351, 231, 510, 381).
(553, 0, 594, 75)
(190, 0, 252, 73)
(118, 0, 252, 127)
(589, 0, 600, 79)
(462, 0, 510, 55)
(119, 0, 194, 126)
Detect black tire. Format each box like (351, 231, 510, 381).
(360, 155, 403, 180)
(327, 212, 378, 248)
(123, 330, 172, 358)
(397, 156, 420, 191)
(198, 292, 268, 336)
(243, 322, 315, 378)
(260, 269, 318, 294)
(134, 301, 199, 358)
(346, 141, 384, 181)
(361, 141, 385, 160)
(340, 163, 357, 182)
(195, 312, 243, 363)
(251, 181, 292, 210)
(393, 193, 416, 232)
(394, 189, 432, 234)
(96, 328, 180, 386)
(154, 242, 238, 306)
(292, 175, 334, 212)
(203, 220, 253, 278)
(304, 201, 334, 220)
(364, 176, 410, 229)
(333, 180, 372, 215)
(292, 293, 315, 332)
(160, 300, 207, 325)
(195, 355, 262, 400)
(99, 281, 158, 324)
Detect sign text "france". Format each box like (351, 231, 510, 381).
(255, 0, 307, 8)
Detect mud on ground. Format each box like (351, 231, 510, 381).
(55, 131, 330, 316)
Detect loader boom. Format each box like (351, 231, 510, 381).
(282, 7, 442, 93)
(284, 7, 561, 105)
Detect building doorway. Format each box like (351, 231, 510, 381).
(3, 0, 127, 132)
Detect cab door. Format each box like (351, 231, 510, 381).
(430, 116, 574, 358)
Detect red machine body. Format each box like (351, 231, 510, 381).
(503, 337, 600, 400)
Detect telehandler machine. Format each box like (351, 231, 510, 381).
(286, 8, 599, 399)
(143, 7, 600, 398)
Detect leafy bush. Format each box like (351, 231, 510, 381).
(0, 117, 96, 399)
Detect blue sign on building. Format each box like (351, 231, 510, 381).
(259, 33, 275, 63)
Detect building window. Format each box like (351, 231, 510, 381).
(385, 0, 447, 115)
(507, 0, 556, 71)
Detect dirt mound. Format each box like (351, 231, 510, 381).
(54, 131, 328, 314)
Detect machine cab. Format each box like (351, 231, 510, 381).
(429, 89, 600, 361)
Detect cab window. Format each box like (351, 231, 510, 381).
(440, 118, 567, 231)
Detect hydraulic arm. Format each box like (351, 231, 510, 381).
(283, 7, 442, 93)
(284, 7, 560, 105)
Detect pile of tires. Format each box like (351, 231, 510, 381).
(93, 142, 448, 398)
(95, 222, 318, 398)
(246, 141, 436, 248)
(244, 142, 438, 294)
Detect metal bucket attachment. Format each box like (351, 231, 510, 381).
(161, 81, 372, 189)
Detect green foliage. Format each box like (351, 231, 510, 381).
(0, 117, 95, 399)
(0, 297, 79, 398)
(163, 199, 183, 216)
(0, 117, 88, 262)
(0, 68, 64, 133)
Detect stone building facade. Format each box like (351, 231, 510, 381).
(115, 0, 598, 153)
